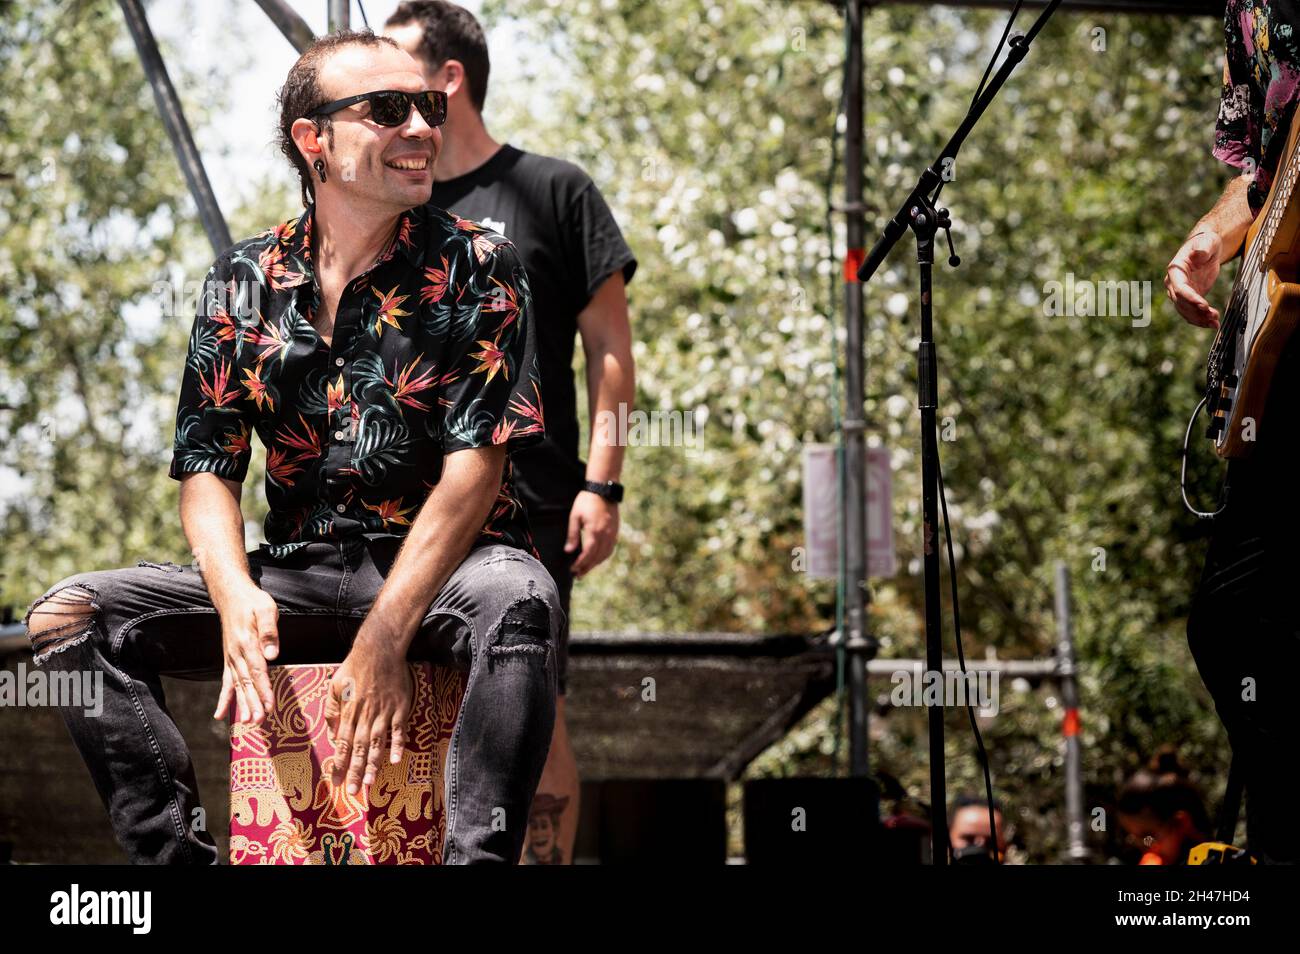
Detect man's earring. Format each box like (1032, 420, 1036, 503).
(313, 158, 327, 183)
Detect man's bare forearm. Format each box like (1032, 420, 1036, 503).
(1191, 175, 1255, 264)
(178, 472, 256, 611)
(585, 339, 634, 483)
(357, 445, 507, 655)
(579, 274, 635, 483)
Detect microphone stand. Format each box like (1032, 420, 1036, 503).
(857, 0, 1064, 865)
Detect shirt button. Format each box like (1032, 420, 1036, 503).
(334, 430, 344, 440)
(335, 357, 345, 367)
(336, 504, 346, 513)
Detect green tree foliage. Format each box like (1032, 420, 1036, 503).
(0, 0, 287, 604)
(0, 0, 1239, 862)
(484, 0, 1234, 860)
(1, 0, 213, 593)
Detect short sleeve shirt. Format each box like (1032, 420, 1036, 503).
(168, 202, 545, 559)
(1215, 1, 1300, 212)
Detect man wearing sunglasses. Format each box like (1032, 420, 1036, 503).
(23, 31, 559, 864)
(386, 0, 638, 866)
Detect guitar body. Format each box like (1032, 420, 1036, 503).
(1215, 276, 1300, 456)
(1205, 115, 1300, 458)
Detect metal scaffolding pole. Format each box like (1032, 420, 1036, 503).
(117, 0, 231, 258)
(329, 0, 350, 33)
(1055, 561, 1088, 863)
(843, 0, 877, 782)
(252, 0, 316, 53)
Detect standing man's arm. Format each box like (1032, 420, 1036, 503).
(569, 271, 634, 577)
(1165, 175, 1255, 329)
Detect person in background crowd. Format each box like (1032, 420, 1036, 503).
(948, 793, 1011, 864)
(1116, 749, 1213, 865)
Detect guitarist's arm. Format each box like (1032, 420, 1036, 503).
(1165, 175, 1256, 330)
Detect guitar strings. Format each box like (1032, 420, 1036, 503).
(1211, 231, 1263, 372)
(1215, 164, 1293, 357)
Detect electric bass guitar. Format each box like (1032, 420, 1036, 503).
(1200, 115, 1300, 458)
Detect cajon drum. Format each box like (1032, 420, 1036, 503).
(229, 662, 467, 864)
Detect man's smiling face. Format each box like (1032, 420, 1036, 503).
(310, 44, 441, 210)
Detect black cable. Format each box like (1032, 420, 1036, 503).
(932, 0, 1027, 863)
(937, 450, 1001, 863)
(828, 0, 1008, 851)
(971, 0, 1023, 111)
(935, 0, 1023, 208)
(356, 0, 370, 30)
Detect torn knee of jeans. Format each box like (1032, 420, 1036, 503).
(137, 559, 185, 572)
(480, 553, 526, 571)
(23, 582, 100, 665)
(486, 584, 553, 659)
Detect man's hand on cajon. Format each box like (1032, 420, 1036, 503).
(324, 645, 416, 795)
(213, 585, 281, 725)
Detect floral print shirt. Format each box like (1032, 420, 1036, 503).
(168, 201, 545, 560)
(1215, 0, 1300, 211)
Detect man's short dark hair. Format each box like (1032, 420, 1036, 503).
(386, 1, 490, 113)
(1117, 748, 1211, 835)
(275, 30, 400, 208)
(949, 793, 1002, 828)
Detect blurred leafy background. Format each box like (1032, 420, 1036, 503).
(0, 0, 1236, 861)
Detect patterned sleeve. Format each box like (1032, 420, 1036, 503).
(167, 254, 255, 483)
(438, 236, 546, 455)
(1213, 2, 1258, 174)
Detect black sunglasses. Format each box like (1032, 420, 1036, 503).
(306, 89, 447, 128)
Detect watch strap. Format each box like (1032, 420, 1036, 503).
(583, 479, 624, 503)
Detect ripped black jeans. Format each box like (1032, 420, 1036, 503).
(22, 535, 560, 865)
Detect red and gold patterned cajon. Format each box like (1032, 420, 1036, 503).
(229, 662, 467, 865)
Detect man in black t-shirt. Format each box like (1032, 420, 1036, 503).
(386, 1, 637, 864)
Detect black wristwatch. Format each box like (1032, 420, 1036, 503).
(583, 479, 624, 503)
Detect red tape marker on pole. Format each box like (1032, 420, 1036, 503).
(844, 248, 864, 283)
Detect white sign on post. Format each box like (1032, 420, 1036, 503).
(802, 444, 896, 580)
(866, 447, 896, 578)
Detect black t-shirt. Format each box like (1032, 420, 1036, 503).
(427, 144, 637, 514)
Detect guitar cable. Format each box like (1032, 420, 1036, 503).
(1180, 396, 1229, 519)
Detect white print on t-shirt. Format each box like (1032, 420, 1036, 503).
(481, 217, 507, 236)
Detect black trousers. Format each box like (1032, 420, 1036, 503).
(1187, 342, 1300, 864)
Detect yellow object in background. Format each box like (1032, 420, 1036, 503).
(1188, 842, 1256, 865)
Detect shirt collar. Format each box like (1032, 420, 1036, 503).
(272, 202, 425, 291)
